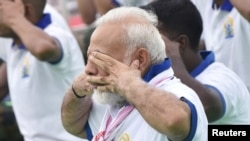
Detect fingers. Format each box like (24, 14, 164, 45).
(88, 51, 118, 74)
(80, 84, 95, 95)
(0, 0, 25, 20)
(97, 85, 115, 93)
(87, 75, 111, 86)
(73, 74, 96, 95)
(87, 75, 116, 93)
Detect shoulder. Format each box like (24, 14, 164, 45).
(44, 4, 72, 32)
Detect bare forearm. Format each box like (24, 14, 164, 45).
(231, 0, 250, 21)
(61, 88, 92, 138)
(77, 0, 97, 25)
(123, 79, 190, 141)
(9, 17, 61, 61)
(93, 0, 117, 16)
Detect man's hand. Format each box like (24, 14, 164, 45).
(161, 35, 188, 79)
(72, 72, 96, 97)
(161, 35, 181, 58)
(0, 0, 25, 26)
(87, 51, 141, 96)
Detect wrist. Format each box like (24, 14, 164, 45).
(72, 85, 86, 98)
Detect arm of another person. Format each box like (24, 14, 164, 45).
(61, 72, 94, 138)
(162, 35, 224, 122)
(0, 0, 62, 62)
(0, 61, 9, 101)
(86, 51, 192, 141)
(93, 0, 117, 16)
(77, 0, 97, 25)
(231, 0, 250, 22)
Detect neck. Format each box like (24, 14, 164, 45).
(184, 52, 203, 73)
(214, 0, 225, 7)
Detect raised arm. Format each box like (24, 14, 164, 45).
(61, 72, 94, 138)
(231, 0, 250, 21)
(77, 0, 97, 25)
(93, 0, 117, 16)
(121, 77, 191, 141)
(0, 0, 62, 62)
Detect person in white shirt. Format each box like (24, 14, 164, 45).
(142, 0, 250, 124)
(0, 0, 86, 140)
(61, 6, 208, 141)
(191, 0, 250, 92)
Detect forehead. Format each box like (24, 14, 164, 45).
(88, 24, 127, 59)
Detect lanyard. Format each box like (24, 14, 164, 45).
(93, 105, 134, 141)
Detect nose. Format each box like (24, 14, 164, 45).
(85, 60, 98, 76)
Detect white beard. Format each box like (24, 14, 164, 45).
(92, 55, 132, 107)
(92, 89, 127, 107)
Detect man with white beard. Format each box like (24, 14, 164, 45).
(61, 6, 208, 141)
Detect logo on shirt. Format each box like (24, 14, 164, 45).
(22, 57, 30, 78)
(118, 132, 130, 141)
(224, 16, 234, 39)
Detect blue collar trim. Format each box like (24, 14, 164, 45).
(143, 58, 172, 82)
(212, 0, 233, 11)
(112, 0, 121, 7)
(36, 13, 52, 29)
(190, 51, 215, 77)
(12, 14, 52, 49)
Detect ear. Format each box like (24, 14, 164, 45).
(132, 48, 151, 72)
(174, 35, 189, 54)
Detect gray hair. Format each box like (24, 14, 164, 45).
(95, 6, 166, 64)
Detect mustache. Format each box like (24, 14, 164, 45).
(92, 90, 127, 107)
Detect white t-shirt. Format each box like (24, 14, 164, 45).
(191, 0, 250, 92)
(0, 4, 86, 141)
(193, 51, 250, 124)
(88, 60, 208, 141)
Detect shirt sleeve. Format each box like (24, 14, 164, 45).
(43, 25, 85, 72)
(0, 38, 13, 61)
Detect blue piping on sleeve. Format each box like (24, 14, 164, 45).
(180, 97, 198, 141)
(48, 37, 64, 64)
(204, 84, 226, 116)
